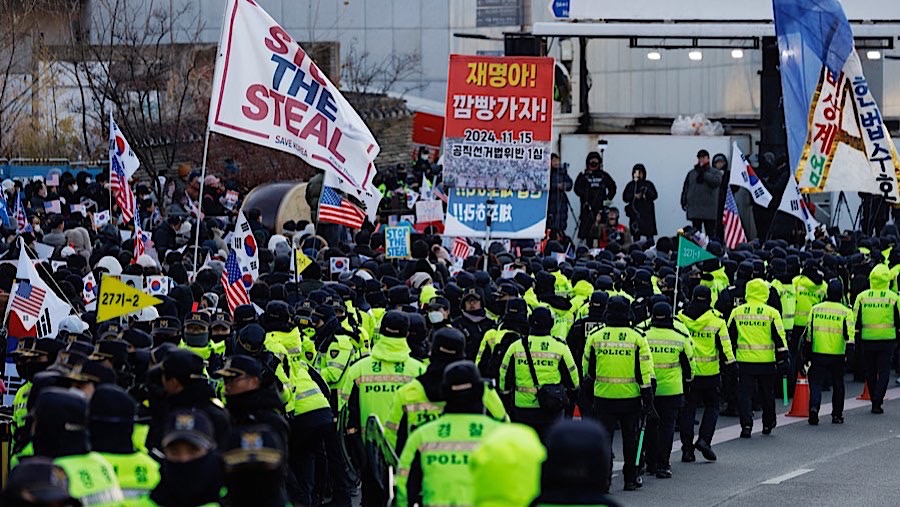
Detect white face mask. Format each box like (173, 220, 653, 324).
(428, 311, 444, 324)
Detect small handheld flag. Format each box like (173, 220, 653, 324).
(676, 236, 716, 268)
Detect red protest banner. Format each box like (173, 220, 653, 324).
(442, 55, 555, 192)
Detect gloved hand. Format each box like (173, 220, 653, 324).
(800, 361, 811, 377)
(846, 344, 855, 365)
(776, 350, 790, 375)
(724, 361, 739, 376)
(683, 380, 692, 398)
(640, 387, 655, 418)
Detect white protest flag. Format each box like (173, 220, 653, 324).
(208, 0, 379, 191)
(145, 275, 171, 296)
(109, 113, 141, 180)
(778, 176, 820, 241)
(406, 190, 419, 209)
(7, 240, 70, 333)
(231, 210, 259, 288)
(93, 210, 111, 228)
(729, 142, 772, 207)
(421, 175, 433, 201)
(82, 272, 98, 305)
(70, 203, 87, 217)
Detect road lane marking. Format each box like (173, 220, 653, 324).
(760, 468, 814, 484)
(708, 385, 900, 446)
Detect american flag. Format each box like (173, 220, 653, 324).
(222, 249, 250, 315)
(452, 237, 474, 260)
(111, 157, 135, 223)
(432, 183, 448, 204)
(11, 282, 45, 320)
(14, 192, 30, 234)
(132, 201, 145, 263)
(318, 186, 366, 229)
(723, 186, 747, 249)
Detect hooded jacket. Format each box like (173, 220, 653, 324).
(678, 307, 735, 377)
(471, 424, 545, 507)
(793, 272, 827, 327)
(745, 278, 770, 305)
(383, 371, 508, 452)
(726, 279, 788, 363)
(869, 263, 892, 291)
(852, 264, 900, 342)
(339, 336, 425, 431)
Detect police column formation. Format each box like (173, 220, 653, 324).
(6, 225, 900, 507)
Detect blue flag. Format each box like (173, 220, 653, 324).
(774, 0, 900, 202)
(773, 0, 854, 172)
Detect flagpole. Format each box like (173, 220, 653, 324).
(673, 265, 680, 309)
(191, 127, 212, 277)
(483, 198, 494, 272)
(109, 111, 114, 216)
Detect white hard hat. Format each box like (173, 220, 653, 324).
(95, 256, 123, 276)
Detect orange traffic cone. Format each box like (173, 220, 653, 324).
(857, 383, 871, 401)
(856, 383, 888, 401)
(786, 374, 810, 417)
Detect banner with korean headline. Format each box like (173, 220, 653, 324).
(208, 0, 379, 191)
(774, 0, 900, 202)
(444, 188, 548, 239)
(443, 55, 554, 192)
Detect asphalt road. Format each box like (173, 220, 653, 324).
(608, 380, 900, 506)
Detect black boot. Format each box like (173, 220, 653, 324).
(808, 409, 819, 426)
(695, 439, 717, 461)
(681, 448, 696, 462)
(624, 476, 643, 491)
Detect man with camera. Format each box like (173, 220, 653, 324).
(575, 151, 617, 244)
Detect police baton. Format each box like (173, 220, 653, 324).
(782, 376, 789, 407)
(635, 414, 648, 467)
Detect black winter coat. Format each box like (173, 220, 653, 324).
(623, 179, 658, 237)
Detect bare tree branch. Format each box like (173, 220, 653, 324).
(57, 0, 209, 193)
